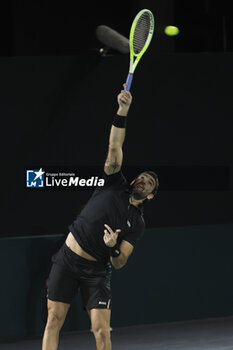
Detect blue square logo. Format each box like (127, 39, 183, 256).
(26, 168, 45, 187)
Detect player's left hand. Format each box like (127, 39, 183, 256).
(103, 224, 121, 248)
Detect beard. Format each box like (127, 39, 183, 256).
(130, 184, 148, 201)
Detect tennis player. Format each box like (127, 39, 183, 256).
(42, 83, 159, 350)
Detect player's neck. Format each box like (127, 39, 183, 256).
(129, 195, 143, 207)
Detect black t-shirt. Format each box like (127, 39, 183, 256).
(68, 170, 145, 263)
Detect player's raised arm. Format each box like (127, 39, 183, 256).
(104, 84, 132, 175)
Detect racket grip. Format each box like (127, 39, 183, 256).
(124, 73, 133, 91)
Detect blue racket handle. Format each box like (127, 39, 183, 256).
(124, 73, 133, 91)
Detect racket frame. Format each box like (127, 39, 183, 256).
(125, 9, 154, 91)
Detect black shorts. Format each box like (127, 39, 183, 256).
(47, 243, 112, 309)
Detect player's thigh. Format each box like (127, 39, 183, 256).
(47, 261, 80, 305)
(88, 308, 111, 332)
(47, 299, 70, 324)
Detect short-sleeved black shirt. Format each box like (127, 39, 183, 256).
(68, 170, 145, 263)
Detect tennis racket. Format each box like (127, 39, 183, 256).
(125, 9, 154, 92)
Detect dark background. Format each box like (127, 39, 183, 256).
(1, 0, 233, 237)
(2, 0, 233, 57)
(1, 0, 233, 341)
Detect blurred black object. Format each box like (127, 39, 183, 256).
(1, 1, 233, 57)
(96, 25, 129, 56)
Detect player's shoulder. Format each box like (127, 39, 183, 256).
(92, 170, 127, 195)
(136, 207, 146, 233)
(102, 169, 127, 187)
(138, 212, 145, 229)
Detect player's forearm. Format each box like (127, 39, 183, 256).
(109, 106, 129, 147)
(109, 125, 125, 148)
(110, 254, 128, 270)
(117, 106, 129, 117)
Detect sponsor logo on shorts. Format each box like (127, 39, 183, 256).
(99, 301, 107, 305)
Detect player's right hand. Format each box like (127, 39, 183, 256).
(117, 84, 132, 108)
(103, 224, 121, 247)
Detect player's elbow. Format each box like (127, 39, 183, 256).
(112, 264, 121, 270)
(108, 143, 122, 151)
(111, 254, 128, 270)
(114, 261, 126, 270)
(113, 262, 125, 270)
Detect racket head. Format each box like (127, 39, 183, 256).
(129, 9, 154, 70)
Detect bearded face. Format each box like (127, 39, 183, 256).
(130, 173, 156, 201)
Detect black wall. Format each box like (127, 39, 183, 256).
(1, 52, 232, 237)
(1, 224, 233, 339)
(3, 1, 233, 56)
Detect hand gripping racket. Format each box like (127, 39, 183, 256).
(124, 9, 154, 92)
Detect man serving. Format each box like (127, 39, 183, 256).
(42, 83, 159, 350)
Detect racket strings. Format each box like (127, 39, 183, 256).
(133, 12, 151, 54)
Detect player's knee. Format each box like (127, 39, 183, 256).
(46, 310, 64, 331)
(93, 327, 111, 343)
